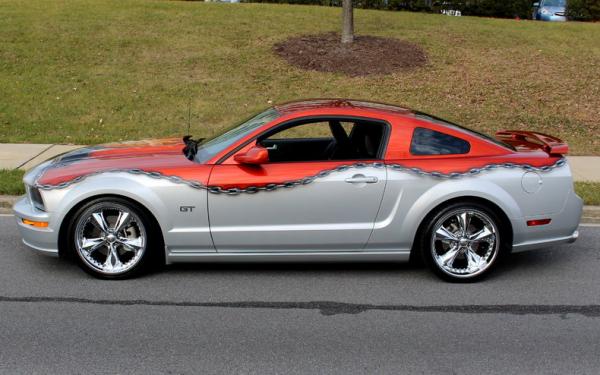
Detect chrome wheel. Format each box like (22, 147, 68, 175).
(430, 209, 499, 278)
(75, 203, 147, 275)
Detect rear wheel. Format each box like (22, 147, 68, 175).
(422, 202, 503, 282)
(69, 197, 159, 279)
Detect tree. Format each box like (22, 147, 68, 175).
(341, 0, 354, 44)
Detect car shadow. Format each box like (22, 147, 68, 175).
(162, 242, 583, 283)
(10, 239, 583, 283)
(167, 259, 420, 275)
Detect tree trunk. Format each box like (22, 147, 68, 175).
(341, 0, 354, 44)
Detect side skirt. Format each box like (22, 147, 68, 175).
(166, 250, 411, 264)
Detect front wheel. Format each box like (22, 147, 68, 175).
(422, 203, 504, 282)
(69, 197, 159, 279)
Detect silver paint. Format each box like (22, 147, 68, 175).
(14, 158, 582, 263)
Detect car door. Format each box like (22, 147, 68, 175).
(207, 117, 389, 252)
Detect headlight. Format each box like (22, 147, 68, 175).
(541, 8, 551, 15)
(27, 185, 46, 212)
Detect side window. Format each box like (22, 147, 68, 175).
(410, 127, 470, 155)
(340, 121, 354, 135)
(259, 119, 386, 162)
(269, 121, 333, 139)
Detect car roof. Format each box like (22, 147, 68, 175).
(272, 99, 517, 153)
(274, 99, 414, 117)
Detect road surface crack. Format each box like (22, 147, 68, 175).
(1, 296, 600, 317)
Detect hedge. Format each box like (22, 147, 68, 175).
(241, 0, 600, 20)
(567, 0, 600, 20)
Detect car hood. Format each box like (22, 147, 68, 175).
(28, 138, 203, 188)
(53, 138, 185, 164)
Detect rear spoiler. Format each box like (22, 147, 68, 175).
(495, 130, 569, 155)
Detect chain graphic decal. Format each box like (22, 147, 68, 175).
(35, 158, 567, 195)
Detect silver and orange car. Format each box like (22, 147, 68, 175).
(14, 99, 582, 281)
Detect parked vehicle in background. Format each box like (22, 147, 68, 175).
(532, 0, 567, 21)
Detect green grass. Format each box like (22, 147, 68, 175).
(0, 169, 25, 196)
(0, 0, 599, 154)
(1, 167, 599, 205)
(575, 182, 600, 206)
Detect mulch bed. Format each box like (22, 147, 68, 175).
(273, 32, 428, 77)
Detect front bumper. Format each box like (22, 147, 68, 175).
(538, 14, 566, 22)
(13, 196, 59, 256)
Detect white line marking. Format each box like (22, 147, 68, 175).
(0, 214, 14, 217)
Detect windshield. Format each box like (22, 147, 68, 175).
(195, 108, 280, 163)
(414, 112, 516, 151)
(542, 0, 566, 7)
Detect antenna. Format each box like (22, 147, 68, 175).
(187, 96, 191, 135)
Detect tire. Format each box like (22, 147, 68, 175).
(68, 197, 161, 279)
(419, 202, 504, 282)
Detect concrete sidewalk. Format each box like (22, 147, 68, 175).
(0, 144, 83, 170)
(1, 143, 599, 181)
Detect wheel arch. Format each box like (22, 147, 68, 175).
(57, 193, 165, 260)
(410, 195, 514, 262)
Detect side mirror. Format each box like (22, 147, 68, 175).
(234, 145, 269, 165)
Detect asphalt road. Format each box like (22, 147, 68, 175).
(1, 215, 599, 374)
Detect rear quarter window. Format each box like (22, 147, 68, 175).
(410, 127, 470, 155)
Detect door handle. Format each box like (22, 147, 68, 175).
(265, 144, 278, 151)
(345, 174, 378, 184)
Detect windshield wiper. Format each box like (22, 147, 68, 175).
(182, 135, 205, 161)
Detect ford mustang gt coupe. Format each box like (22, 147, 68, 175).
(14, 99, 582, 281)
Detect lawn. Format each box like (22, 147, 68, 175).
(575, 181, 600, 207)
(0, 169, 26, 196)
(0, 0, 599, 154)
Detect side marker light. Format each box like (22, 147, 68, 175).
(527, 219, 551, 227)
(22, 219, 49, 228)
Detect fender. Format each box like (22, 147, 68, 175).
(48, 172, 215, 256)
(405, 179, 520, 236)
(53, 173, 168, 221)
(370, 175, 522, 251)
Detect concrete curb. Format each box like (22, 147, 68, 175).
(582, 206, 600, 224)
(1, 195, 599, 223)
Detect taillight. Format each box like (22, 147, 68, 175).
(527, 219, 551, 227)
